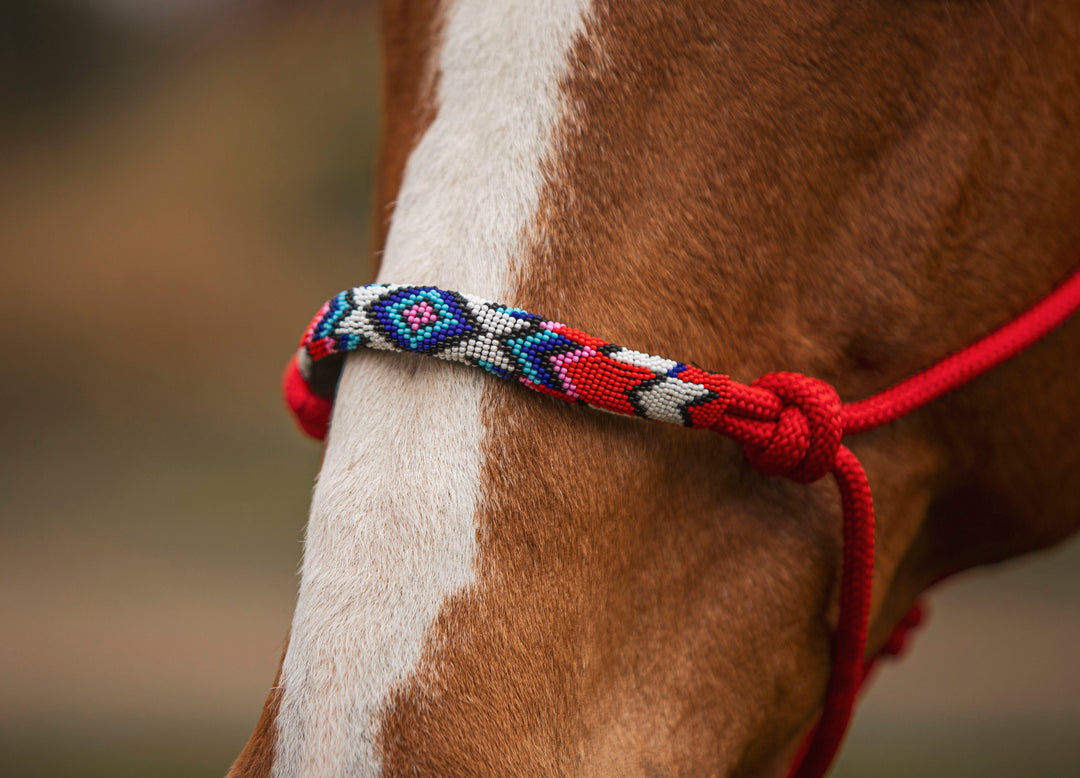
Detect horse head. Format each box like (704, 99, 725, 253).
(232, 2, 1080, 775)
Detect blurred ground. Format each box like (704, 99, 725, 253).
(0, 2, 1077, 776)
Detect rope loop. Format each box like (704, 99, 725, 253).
(743, 372, 843, 484)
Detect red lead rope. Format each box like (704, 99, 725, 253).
(780, 267, 1080, 778)
(283, 268, 1080, 777)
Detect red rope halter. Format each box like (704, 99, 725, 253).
(284, 267, 1080, 776)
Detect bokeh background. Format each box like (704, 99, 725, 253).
(1, 2, 1077, 776)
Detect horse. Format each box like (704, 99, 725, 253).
(230, 1, 1080, 775)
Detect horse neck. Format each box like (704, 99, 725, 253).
(232, 1, 1080, 775)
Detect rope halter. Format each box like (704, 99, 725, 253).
(282, 269, 1080, 778)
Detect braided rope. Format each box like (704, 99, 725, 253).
(282, 270, 1080, 777)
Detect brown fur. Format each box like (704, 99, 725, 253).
(229, 640, 288, 777)
(238, 1, 1080, 775)
(372, 0, 443, 251)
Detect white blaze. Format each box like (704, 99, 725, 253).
(271, 1, 592, 775)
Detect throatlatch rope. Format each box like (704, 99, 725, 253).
(282, 268, 1080, 778)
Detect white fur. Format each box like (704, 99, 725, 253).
(271, 1, 592, 775)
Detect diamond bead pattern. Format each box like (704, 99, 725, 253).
(295, 284, 730, 427)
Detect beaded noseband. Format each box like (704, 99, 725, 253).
(283, 272, 1080, 778)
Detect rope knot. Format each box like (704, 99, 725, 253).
(743, 372, 842, 484)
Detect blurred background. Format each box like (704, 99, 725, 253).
(0, 2, 1076, 776)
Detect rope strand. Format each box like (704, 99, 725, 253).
(843, 269, 1080, 434)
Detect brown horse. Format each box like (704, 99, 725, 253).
(231, 1, 1080, 775)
